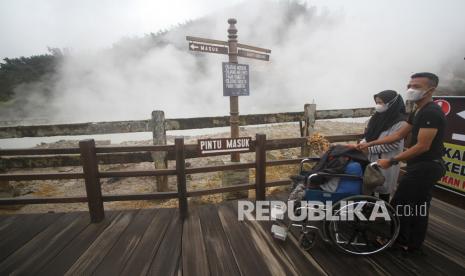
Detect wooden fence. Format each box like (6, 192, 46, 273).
(0, 133, 362, 222)
(0, 105, 371, 192)
(0, 106, 372, 167)
(0, 107, 373, 139)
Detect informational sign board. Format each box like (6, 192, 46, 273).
(222, 62, 249, 96)
(433, 96, 465, 194)
(198, 137, 252, 154)
(188, 42, 228, 55)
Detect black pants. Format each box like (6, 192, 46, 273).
(390, 160, 445, 250)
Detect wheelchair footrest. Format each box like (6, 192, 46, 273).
(271, 224, 288, 241)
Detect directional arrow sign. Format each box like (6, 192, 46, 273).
(237, 49, 270, 61)
(451, 133, 465, 142)
(198, 137, 251, 155)
(188, 42, 228, 55)
(457, 110, 465, 119)
(452, 109, 465, 142)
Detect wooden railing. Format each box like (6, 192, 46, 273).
(0, 134, 363, 170)
(0, 105, 370, 192)
(0, 107, 373, 139)
(0, 133, 362, 222)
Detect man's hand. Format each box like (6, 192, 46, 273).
(377, 159, 392, 169)
(357, 142, 370, 151)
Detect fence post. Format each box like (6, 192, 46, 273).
(0, 157, 14, 198)
(151, 110, 168, 192)
(255, 133, 266, 201)
(175, 137, 188, 219)
(79, 139, 104, 223)
(301, 103, 317, 157)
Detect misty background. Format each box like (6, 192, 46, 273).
(0, 0, 464, 124)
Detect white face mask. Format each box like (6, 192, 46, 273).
(406, 88, 431, 102)
(375, 104, 388, 113)
(374, 94, 398, 113)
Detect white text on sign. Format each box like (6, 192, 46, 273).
(198, 137, 251, 154)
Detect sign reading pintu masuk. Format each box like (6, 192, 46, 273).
(198, 137, 252, 154)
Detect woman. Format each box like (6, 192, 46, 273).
(360, 90, 407, 202)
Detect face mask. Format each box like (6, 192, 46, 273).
(406, 88, 431, 102)
(375, 104, 388, 113)
(374, 93, 398, 113)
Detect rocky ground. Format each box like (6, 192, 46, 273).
(0, 120, 366, 214)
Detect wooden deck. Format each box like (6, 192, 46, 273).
(1, 196, 464, 276)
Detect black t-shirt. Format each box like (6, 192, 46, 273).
(407, 101, 446, 163)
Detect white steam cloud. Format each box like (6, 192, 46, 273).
(4, 0, 465, 123)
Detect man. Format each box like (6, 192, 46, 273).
(359, 72, 446, 254)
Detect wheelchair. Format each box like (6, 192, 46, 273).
(270, 158, 400, 256)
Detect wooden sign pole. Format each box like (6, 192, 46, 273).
(187, 19, 271, 163)
(227, 18, 240, 162)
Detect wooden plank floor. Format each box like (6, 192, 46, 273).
(0, 196, 464, 276)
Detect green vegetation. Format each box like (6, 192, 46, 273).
(0, 48, 62, 102)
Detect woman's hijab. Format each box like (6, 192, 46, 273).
(364, 90, 407, 142)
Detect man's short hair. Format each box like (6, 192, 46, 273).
(411, 72, 439, 87)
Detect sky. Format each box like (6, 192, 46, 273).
(2, 0, 462, 59)
(0, 0, 242, 58)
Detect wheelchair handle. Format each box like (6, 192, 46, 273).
(306, 173, 319, 184)
(300, 158, 320, 173)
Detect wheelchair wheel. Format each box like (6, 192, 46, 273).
(325, 195, 399, 255)
(299, 231, 317, 251)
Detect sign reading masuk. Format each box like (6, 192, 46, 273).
(433, 96, 465, 194)
(222, 62, 249, 96)
(189, 42, 228, 55)
(198, 137, 252, 154)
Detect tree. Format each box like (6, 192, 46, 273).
(0, 48, 62, 101)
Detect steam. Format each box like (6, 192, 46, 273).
(3, 0, 465, 123)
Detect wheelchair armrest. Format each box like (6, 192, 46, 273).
(318, 172, 362, 179)
(306, 172, 362, 184)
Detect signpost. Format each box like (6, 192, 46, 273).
(433, 96, 465, 194)
(187, 18, 271, 162)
